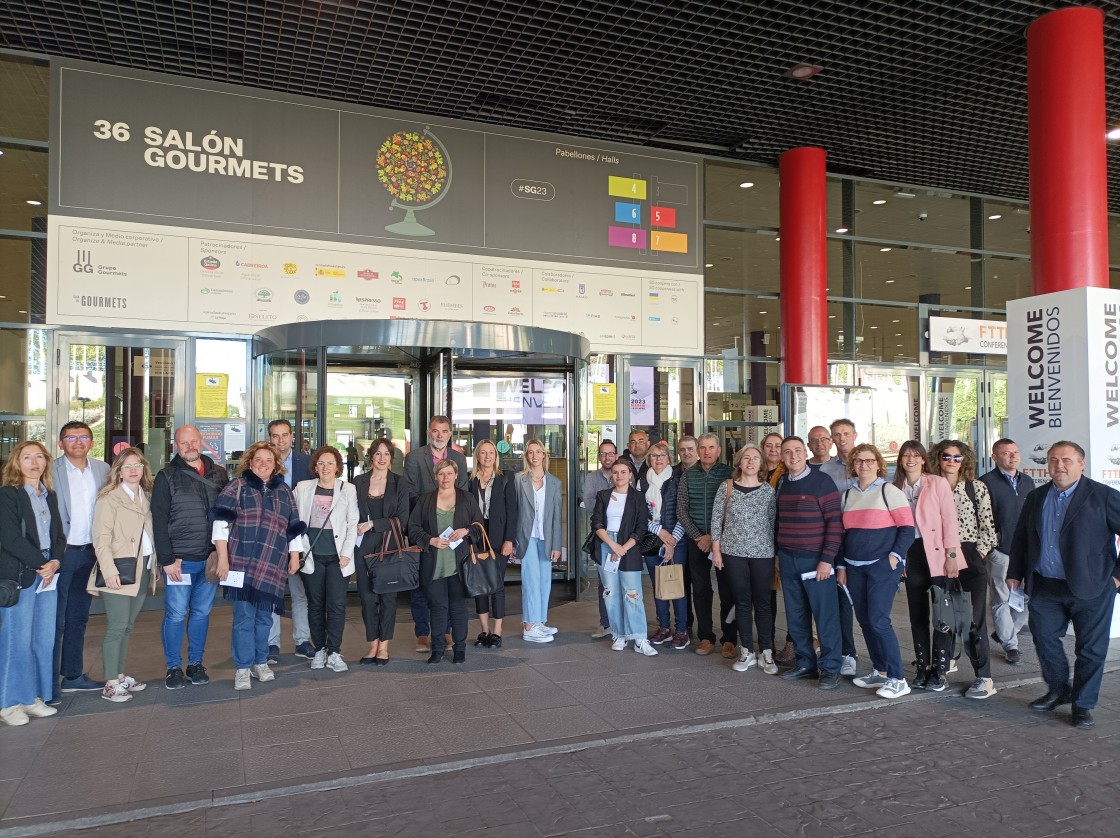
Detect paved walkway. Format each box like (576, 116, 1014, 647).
(1, 590, 1116, 836)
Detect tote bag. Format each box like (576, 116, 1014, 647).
(365, 518, 422, 595)
(461, 522, 503, 598)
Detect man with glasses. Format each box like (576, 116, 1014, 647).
(152, 425, 229, 689)
(266, 419, 315, 662)
(51, 421, 111, 698)
(583, 440, 618, 638)
(1008, 441, 1120, 730)
(979, 438, 1036, 665)
(807, 426, 834, 467)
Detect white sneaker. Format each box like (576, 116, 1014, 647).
(611, 636, 628, 651)
(102, 682, 132, 703)
(234, 668, 251, 690)
(876, 678, 911, 699)
(310, 648, 328, 669)
(760, 649, 778, 675)
(853, 670, 890, 689)
(118, 674, 147, 692)
(590, 626, 612, 639)
(326, 652, 348, 672)
(250, 663, 275, 682)
(523, 625, 554, 644)
(732, 649, 757, 672)
(22, 698, 59, 717)
(633, 639, 658, 656)
(0, 705, 29, 726)
(540, 624, 559, 635)
(840, 655, 858, 676)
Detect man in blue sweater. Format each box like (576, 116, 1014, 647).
(775, 436, 844, 690)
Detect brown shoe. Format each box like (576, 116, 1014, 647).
(774, 641, 796, 664)
(722, 642, 737, 659)
(695, 639, 714, 656)
(415, 636, 431, 653)
(444, 633, 453, 649)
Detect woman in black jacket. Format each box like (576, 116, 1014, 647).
(353, 438, 410, 665)
(407, 459, 484, 664)
(468, 440, 517, 648)
(591, 458, 656, 656)
(0, 441, 67, 726)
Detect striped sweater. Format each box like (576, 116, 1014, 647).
(839, 479, 916, 567)
(775, 468, 843, 564)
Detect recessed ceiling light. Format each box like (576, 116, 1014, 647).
(739, 182, 754, 189)
(0, 295, 6, 299)
(26, 200, 42, 206)
(872, 199, 887, 205)
(705, 263, 714, 268)
(895, 333, 902, 337)
(18, 310, 27, 314)
(712, 322, 720, 326)
(787, 63, 823, 80)
(964, 285, 972, 290)
(758, 310, 767, 315)
(892, 319, 900, 323)
(0, 150, 5, 156)
(885, 279, 895, 284)
(828, 314, 836, 319)
(835, 227, 849, 234)
(870, 326, 879, 330)
(1108, 127, 1120, 141)
(774, 236, 780, 241)
(897, 344, 904, 348)
(880, 247, 892, 252)
(987, 214, 1002, 220)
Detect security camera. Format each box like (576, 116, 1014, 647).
(918, 212, 928, 221)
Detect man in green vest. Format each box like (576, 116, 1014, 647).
(676, 433, 735, 656)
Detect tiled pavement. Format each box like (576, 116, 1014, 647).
(2, 589, 1117, 836)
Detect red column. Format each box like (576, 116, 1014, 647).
(1027, 7, 1109, 294)
(779, 147, 828, 385)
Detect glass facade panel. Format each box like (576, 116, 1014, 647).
(0, 237, 34, 323)
(704, 291, 778, 357)
(704, 226, 780, 292)
(982, 200, 1030, 255)
(258, 349, 319, 453)
(984, 256, 1031, 307)
(852, 242, 974, 307)
(854, 181, 970, 248)
(1109, 215, 1120, 267)
(704, 163, 779, 226)
(0, 148, 48, 232)
(837, 304, 919, 365)
(0, 56, 49, 141)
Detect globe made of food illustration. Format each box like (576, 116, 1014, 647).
(376, 127, 452, 236)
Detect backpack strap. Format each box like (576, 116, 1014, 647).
(964, 479, 979, 521)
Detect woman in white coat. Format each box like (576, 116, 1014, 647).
(513, 439, 563, 644)
(294, 446, 359, 672)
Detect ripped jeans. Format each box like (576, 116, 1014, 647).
(599, 534, 649, 641)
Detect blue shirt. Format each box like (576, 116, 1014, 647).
(999, 468, 1019, 493)
(22, 482, 52, 550)
(1038, 479, 1080, 579)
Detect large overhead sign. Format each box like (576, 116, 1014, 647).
(48, 61, 703, 354)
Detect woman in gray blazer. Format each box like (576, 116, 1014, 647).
(513, 439, 562, 644)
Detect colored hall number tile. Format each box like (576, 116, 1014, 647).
(614, 202, 642, 224)
(608, 226, 648, 249)
(650, 231, 688, 253)
(607, 176, 648, 200)
(650, 206, 677, 228)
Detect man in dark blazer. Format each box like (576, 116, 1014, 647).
(1008, 440, 1120, 729)
(403, 415, 467, 652)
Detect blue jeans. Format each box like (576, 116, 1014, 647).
(231, 599, 273, 669)
(644, 540, 688, 632)
(520, 538, 553, 624)
(599, 536, 648, 641)
(0, 579, 58, 707)
(161, 559, 217, 668)
(55, 544, 97, 681)
(847, 558, 904, 679)
(1028, 574, 1116, 709)
(778, 551, 842, 674)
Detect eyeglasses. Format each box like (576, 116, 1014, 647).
(741, 456, 762, 463)
(809, 437, 831, 445)
(853, 458, 878, 466)
(940, 454, 964, 462)
(120, 463, 144, 471)
(62, 435, 92, 443)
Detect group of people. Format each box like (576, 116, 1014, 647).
(581, 423, 1120, 728)
(2, 412, 1116, 731)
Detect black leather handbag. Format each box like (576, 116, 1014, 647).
(365, 518, 421, 595)
(460, 522, 502, 598)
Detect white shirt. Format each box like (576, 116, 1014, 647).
(606, 492, 627, 531)
(121, 484, 155, 556)
(65, 458, 98, 544)
(531, 482, 546, 540)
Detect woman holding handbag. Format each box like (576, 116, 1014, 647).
(408, 458, 483, 664)
(0, 441, 65, 726)
(638, 443, 687, 648)
(929, 439, 999, 699)
(469, 439, 517, 649)
(212, 442, 306, 691)
(591, 458, 656, 656)
(514, 439, 563, 644)
(89, 447, 159, 703)
(893, 440, 962, 692)
(710, 445, 779, 674)
(294, 445, 359, 673)
(353, 438, 409, 665)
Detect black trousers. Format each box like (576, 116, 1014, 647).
(304, 556, 348, 654)
(904, 540, 990, 677)
(722, 554, 774, 652)
(354, 556, 396, 642)
(474, 555, 509, 619)
(424, 573, 469, 653)
(686, 537, 736, 645)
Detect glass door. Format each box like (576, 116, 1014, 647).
(54, 333, 186, 469)
(324, 367, 412, 478)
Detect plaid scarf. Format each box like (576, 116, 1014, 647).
(213, 472, 306, 614)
